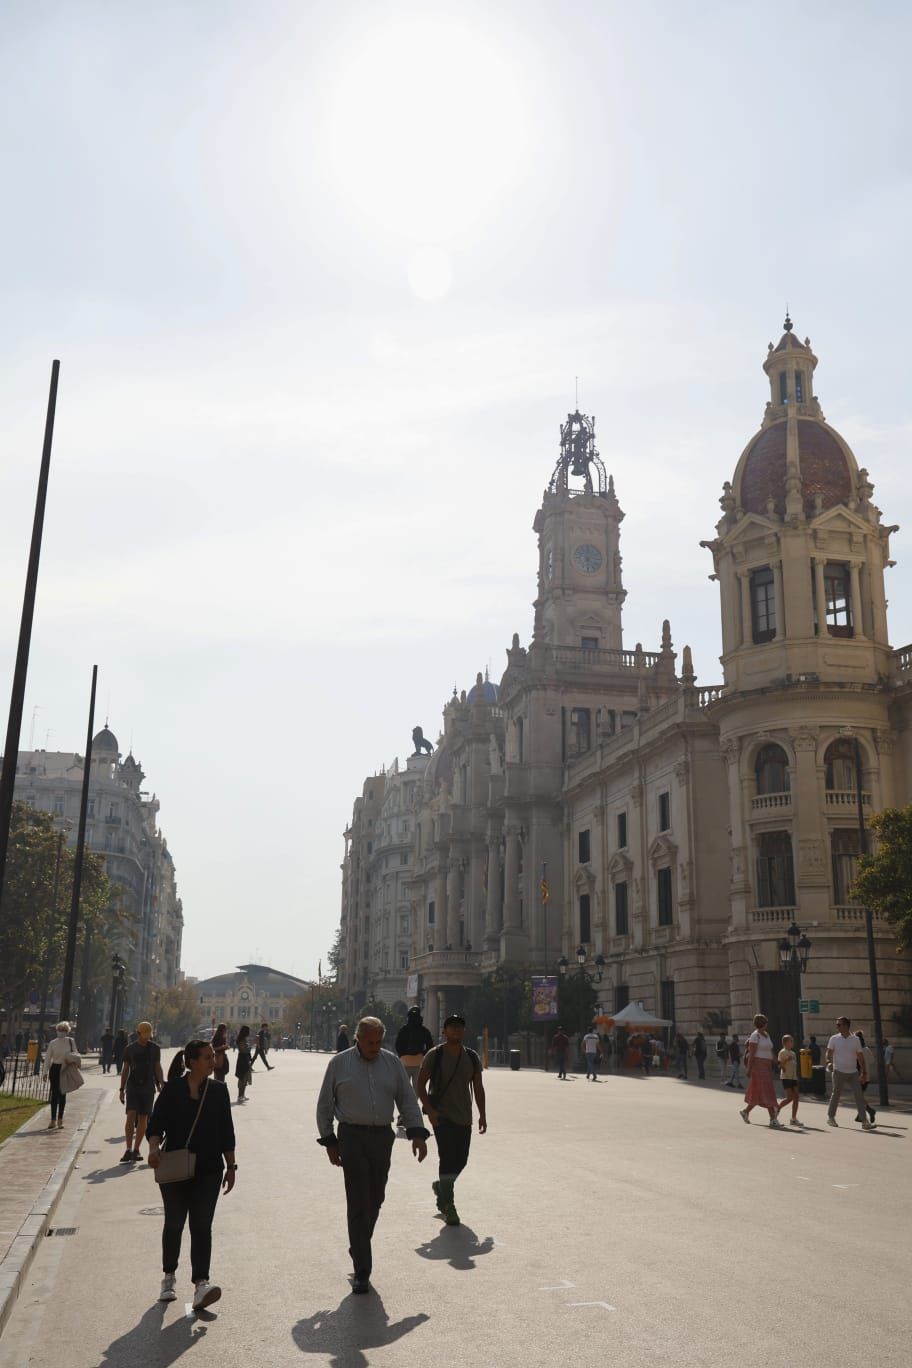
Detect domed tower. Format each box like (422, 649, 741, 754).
(702, 320, 908, 1042)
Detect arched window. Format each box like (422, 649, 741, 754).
(755, 743, 790, 795)
(824, 739, 856, 792)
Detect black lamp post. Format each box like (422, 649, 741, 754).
(777, 922, 812, 973)
(558, 948, 606, 1034)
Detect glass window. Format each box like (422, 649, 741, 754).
(516, 717, 524, 764)
(755, 744, 790, 795)
(750, 567, 776, 643)
(578, 829, 591, 864)
(824, 739, 856, 791)
(569, 708, 591, 757)
(581, 636, 599, 650)
(427, 900, 435, 925)
(399, 951, 409, 970)
(614, 983, 630, 1013)
(779, 371, 788, 404)
(579, 893, 591, 943)
(658, 792, 670, 832)
(657, 867, 673, 925)
(795, 371, 804, 403)
(824, 563, 853, 636)
(617, 811, 628, 848)
(831, 829, 861, 904)
(615, 880, 629, 935)
(756, 831, 796, 907)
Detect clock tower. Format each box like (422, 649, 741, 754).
(532, 411, 626, 650)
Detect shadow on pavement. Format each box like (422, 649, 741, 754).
(99, 1302, 209, 1365)
(414, 1222, 494, 1270)
(292, 1291, 429, 1367)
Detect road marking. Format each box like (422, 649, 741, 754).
(539, 1280, 575, 1290)
(566, 1301, 616, 1311)
(832, 1184, 858, 1189)
(796, 1176, 811, 1181)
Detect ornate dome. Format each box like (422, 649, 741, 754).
(738, 419, 853, 519)
(92, 725, 119, 754)
(467, 671, 500, 705)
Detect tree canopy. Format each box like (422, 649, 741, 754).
(853, 805, 912, 952)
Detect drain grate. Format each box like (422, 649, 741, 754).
(47, 1227, 78, 1237)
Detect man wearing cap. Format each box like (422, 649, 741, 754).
(417, 1015, 486, 1228)
(316, 1016, 429, 1294)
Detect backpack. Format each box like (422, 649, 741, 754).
(429, 1045, 480, 1107)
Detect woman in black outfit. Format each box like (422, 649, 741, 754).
(146, 1039, 236, 1311)
(235, 1025, 252, 1103)
(211, 1023, 230, 1083)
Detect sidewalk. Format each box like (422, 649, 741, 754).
(0, 1080, 106, 1334)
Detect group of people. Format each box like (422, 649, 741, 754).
(737, 1013, 883, 1130)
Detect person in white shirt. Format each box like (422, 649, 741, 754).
(582, 1029, 601, 1081)
(826, 1017, 874, 1129)
(739, 1014, 783, 1128)
(40, 1022, 78, 1130)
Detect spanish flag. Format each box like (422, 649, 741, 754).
(540, 876, 550, 904)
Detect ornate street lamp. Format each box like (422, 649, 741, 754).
(777, 921, 812, 973)
(559, 949, 606, 984)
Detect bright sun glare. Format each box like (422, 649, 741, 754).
(325, 14, 530, 300)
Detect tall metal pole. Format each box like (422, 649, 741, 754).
(854, 737, 889, 1108)
(59, 665, 97, 1020)
(0, 361, 61, 913)
(36, 828, 66, 1047)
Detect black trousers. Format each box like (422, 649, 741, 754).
(161, 1171, 222, 1282)
(48, 1063, 66, 1121)
(434, 1119, 471, 1183)
(337, 1124, 394, 1278)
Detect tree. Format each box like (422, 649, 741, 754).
(853, 806, 912, 951)
(153, 981, 201, 1046)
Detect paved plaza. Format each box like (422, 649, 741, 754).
(0, 1051, 908, 1368)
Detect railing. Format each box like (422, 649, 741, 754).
(546, 646, 661, 671)
(750, 907, 796, 923)
(0, 1054, 51, 1102)
(751, 792, 792, 812)
(697, 685, 726, 707)
(825, 790, 870, 807)
(893, 644, 912, 673)
(833, 905, 882, 921)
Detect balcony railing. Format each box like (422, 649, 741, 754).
(751, 907, 796, 923)
(697, 685, 726, 707)
(825, 790, 870, 808)
(751, 792, 792, 812)
(833, 905, 883, 921)
(546, 645, 661, 672)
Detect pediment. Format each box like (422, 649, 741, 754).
(606, 851, 634, 879)
(810, 504, 871, 536)
(648, 833, 677, 863)
(573, 865, 596, 891)
(721, 512, 779, 547)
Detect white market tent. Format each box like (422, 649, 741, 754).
(595, 1000, 673, 1032)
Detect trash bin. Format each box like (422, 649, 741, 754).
(509, 1049, 521, 1071)
(800, 1064, 827, 1096)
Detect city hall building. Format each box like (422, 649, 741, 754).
(338, 320, 912, 1049)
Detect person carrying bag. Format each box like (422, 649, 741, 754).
(40, 1021, 82, 1129)
(146, 1038, 236, 1312)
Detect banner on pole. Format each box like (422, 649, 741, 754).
(531, 975, 559, 1020)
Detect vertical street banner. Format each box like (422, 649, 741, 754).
(531, 975, 559, 1020)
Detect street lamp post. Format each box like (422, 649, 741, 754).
(558, 947, 606, 1036)
(777, 921, 812, 1045)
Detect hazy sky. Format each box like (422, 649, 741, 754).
(2, 2, 911, 982)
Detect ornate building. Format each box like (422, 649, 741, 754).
(338, 322, 912, 1048)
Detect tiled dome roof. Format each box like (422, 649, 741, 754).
(738, 419, 853, 519)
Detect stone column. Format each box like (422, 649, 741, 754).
(435, 867, 447, 950)
(813, 558, 826, 635)
(739, 572, 752, 646)
(503, 830, 520, 931)
(849, 562, 864, 638)
(772, 561, 785, 640)
(446, 863, 460, 948)
(484, 842, 502, 946)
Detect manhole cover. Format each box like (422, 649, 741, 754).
(139, 1206, 164, 1216)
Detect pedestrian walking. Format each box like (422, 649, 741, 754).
(417, 1014, 487, 1228)
(119, 1021, 164, 1162)
(100, 1026, 115, 1075)
(826, 1017, 874, 1129)
(776, 1034, 802, 1126)
(394, 1007, 434, 1090)
(854, 1030, 877, 1125)
(739, 1014, 783, 1128)
(807, 1035, 821, 1066)
(211, 1024, 230, 1083)
(336, 1024, 351, 1052)
(674, 1033, 689, 1079)
(693, 1032, 707, 1080)
(726, 1035, 743, 1088)
(250, 1022, 274, 1070)
(883, 1038, 901, 1081)
(582, 1027, 601, 1080)
(40, 1022, 79, 1129)
(316, 1016, 428, 1294)
(715, 1033, 729, 1082)
(641, 1034, 653, 1075)
(234, 1025, 253, 1103)
(551, 1026, 570, 1079)
(113, 1028, 128, 1072)
(147, 1039, 236, 1311)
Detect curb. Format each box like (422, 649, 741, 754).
(0, 1089, 106, 1338)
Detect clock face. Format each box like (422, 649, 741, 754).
(545, 546, 554, 582)
(573, 543, 603, 574)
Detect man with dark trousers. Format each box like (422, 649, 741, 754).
(316, 1016, 428, 1294)
(250, 1022, 274, 1070)
(417, 1015, 487, 1227)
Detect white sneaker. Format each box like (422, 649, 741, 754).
(769, 1118, 784, 1128)
(192, 1281, 222, 1311)
(159, 1275, 177, 1302)
(789, 1118, 802, 1126)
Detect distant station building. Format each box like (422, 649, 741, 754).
(10, 724, 183, 1024)
(337, 320, 912, 1056)
(194, 963, 312, 1033)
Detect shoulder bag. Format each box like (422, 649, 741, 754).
(59, 1038, 85, 1094)
(154, 1079, 209, 1185)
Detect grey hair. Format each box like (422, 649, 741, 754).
(355, 1016, 386, 1039)
(55, 1020, 70, 1033)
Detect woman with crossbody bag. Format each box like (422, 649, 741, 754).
(146, 1039, 237, 1310)
(40, 1021, 82, 1129)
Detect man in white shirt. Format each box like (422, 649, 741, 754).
(826, 1016, 874, 1129)
(582, 1029, 601, 1081)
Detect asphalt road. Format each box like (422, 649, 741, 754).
(1, 1051, 908, 1368)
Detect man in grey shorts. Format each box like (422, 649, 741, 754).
(119, 1021, 163, 1162)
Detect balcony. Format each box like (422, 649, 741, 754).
(751, 792, 792, 813)
(751, 907, 796, 923)
(825, 790, 870, 808)
(545, 645, 661, 672)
